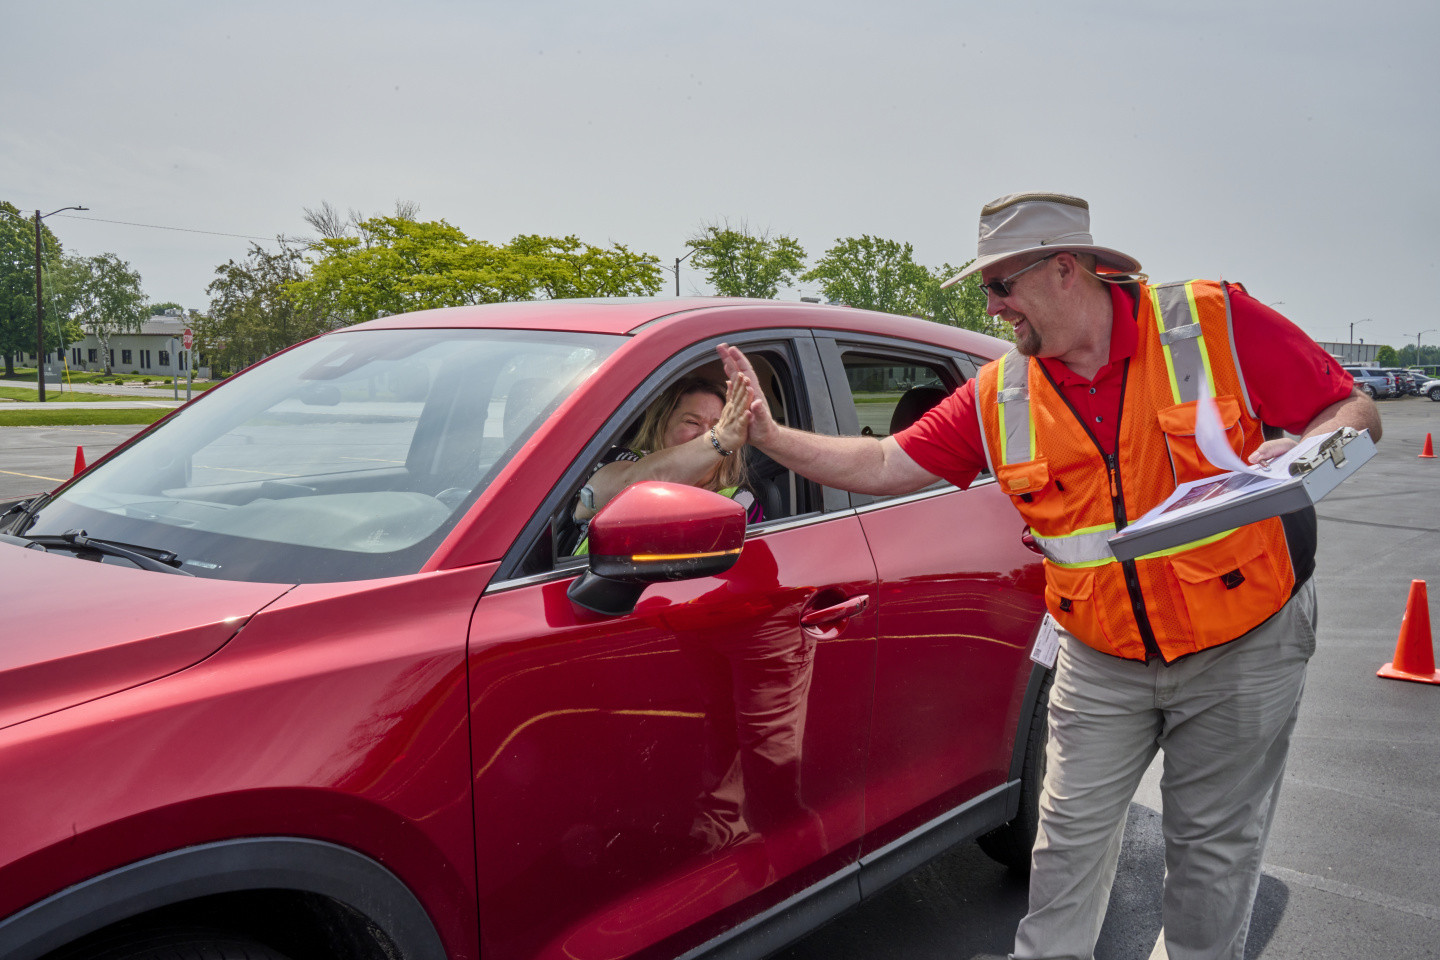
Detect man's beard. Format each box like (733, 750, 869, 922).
(1014, 321, 1041, 357)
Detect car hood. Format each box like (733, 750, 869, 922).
(0, 542, 293, 730)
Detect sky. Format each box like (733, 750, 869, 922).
(4, 0, 1438, 353)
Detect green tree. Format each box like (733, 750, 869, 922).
(204, 243, 328, 374)
(44, 255, 95, 352)
(61, 253, 147, 374)
(292, 217, 665, 323)
(507, 234, 663, 299)
(1398, 343, 1440, 370)
(293, 218, 504, 323)
(926, 262, 1005, 338)
(1375, 344, 1398, 366)
(686, 222, 806, 298)
(147, 301, 184, 316)
(801, 236, 933, 315)
(0, 201, 64, 377)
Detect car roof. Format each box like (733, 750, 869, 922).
(349, 297, 1007, 355)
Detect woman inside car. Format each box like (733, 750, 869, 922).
(573, 373, 762, 552)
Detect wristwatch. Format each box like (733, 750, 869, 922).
(579, 485, 596, 510)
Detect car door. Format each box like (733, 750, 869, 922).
(813, 335, 1048, 853)
(464, 333, 878, 960)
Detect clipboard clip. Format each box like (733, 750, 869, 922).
(1288, 427, 1359, 476)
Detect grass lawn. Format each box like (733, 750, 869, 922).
(6, 368, 217, 390)
(0, 386, 150, 403)
(0, 409, 170, 427)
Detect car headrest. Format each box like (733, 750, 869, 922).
(889, 385, 949, 435)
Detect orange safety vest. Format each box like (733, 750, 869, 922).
(975, 280, 1297, 662)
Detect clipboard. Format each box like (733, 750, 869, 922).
(1107, 427, 1375, 561)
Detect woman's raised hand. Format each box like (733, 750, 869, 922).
(716, 343, 778, 446)
(715, 372, 751, 452)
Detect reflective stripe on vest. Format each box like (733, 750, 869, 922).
(1030, 523, 1116, 566)
(1151, 281, 1216, 405)
(1037, 524, 1240, 568)
(996, 349, 1035, 466)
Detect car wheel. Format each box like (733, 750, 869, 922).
(50, 927, 294, 960)
(1430, 386, 1440, 401)
(1361, 383, 1377, 398)
(977, 670, 1052, 872)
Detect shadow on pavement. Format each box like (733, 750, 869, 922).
(778, 803, 1289, 960)
(1098, 804, 1287, 959)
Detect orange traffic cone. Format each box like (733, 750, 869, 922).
(73, 446, 86, 476)
(1378, 580, 1440, 684)
(1421, 433, 1436, 459)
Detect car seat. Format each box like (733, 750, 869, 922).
(889, 385, 949, 434)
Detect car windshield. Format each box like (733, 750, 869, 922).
(17, 327, 621, 583)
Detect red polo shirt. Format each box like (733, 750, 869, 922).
(894, 283, 1354, 488)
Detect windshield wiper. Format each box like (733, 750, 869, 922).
(0, 495, 45, 534)
(20, 529, 195, 576)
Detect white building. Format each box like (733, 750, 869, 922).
(19, 311, 201, 379)
(68, 312, 195, 376)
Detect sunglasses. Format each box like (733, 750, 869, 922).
(980, 253, 1058, 299)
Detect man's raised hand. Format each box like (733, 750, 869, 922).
(717, 343, 778, 446)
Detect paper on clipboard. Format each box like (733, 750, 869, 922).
(1107, 427, 1375, 561)
(1195, 377, 1262, 475)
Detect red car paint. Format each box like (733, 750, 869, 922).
(0, 299, 1046, 960)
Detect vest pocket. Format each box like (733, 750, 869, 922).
(995, 458, 1068, 524)
(1042, 561, 1113, 651)
(1157, 397, 1244, 485)
(1165, 526, 1287, 650)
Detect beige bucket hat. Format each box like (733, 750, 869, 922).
(940, 192, 1142, 289)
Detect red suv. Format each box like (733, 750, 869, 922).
(0, 299, 1048, 960)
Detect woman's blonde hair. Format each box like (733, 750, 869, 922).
(632, 375, 747, 492)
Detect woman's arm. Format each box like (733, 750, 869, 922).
(574, 374, 753, 521)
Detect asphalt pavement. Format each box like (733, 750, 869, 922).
(1, 398, 1437, 960)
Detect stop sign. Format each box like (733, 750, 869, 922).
(183, 328, 193, 350)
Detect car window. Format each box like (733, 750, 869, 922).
(824, 345, 966, 507)
(507, 342, 820, 580)
(21, 328, 621, 583)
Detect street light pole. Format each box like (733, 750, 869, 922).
(673, 246, 701, 297)
(32, 205, 87, 402)
(1403, 329, 1435, 363)
(1349, 318, 1373, 362)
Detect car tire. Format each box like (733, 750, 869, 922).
(1430, 386, 1440, 401)
(50, 927, 294, 960)
(1360, 383, 1377, 398)
(977, 670, 1052, 873)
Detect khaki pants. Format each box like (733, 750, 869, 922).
(1012, 578, 1317, 960)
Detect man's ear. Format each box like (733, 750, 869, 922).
(1053, 251, 1084, 287)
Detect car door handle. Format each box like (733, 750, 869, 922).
(800, 595, 870, 627)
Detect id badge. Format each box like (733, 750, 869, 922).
(1029, 614, 1060, 669)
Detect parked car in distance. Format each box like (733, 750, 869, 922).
(0, 298, 1053, 960)
(1343, 366, 1396, 399)
(1376, 368, 1421, 396)
(1423, 377, 1440, 401)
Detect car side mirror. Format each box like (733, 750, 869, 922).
(567, 481, 746, 617)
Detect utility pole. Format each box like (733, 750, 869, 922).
(673, 246, 701, 296)
(32, 205, 87, 402)
(1349, 318, 1373, 363)
(33, 212, 44, 402)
